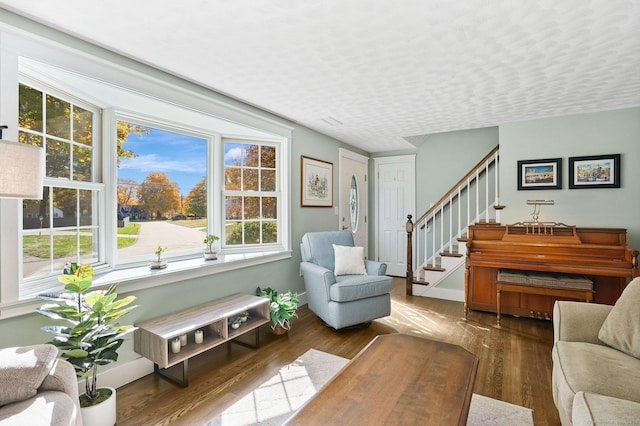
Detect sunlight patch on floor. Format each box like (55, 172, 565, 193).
(216, 367, 315, 425)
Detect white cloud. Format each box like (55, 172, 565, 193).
(120, 153, 205, 173)
(224, 147, 242, 164)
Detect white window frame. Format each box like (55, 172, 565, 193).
(222, 138, 282, 250)
(18, 77, 104, 298)
(0, 24, 292, 318)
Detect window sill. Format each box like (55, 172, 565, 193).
(0, 250, 292, 320)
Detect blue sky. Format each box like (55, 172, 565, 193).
(118, 127, 207, 196)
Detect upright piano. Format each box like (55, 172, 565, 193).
(464, 223, 639, 320)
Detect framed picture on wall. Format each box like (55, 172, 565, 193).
(569, 153, 620, 189)
(301, 155, 333, 207)
(517, 158, 562, 190)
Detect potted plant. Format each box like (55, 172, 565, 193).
(203, 234, 220, 260)
(151, 244, 167, 268)
(256, 287, 299, 335)
(36, 264, 138, 426)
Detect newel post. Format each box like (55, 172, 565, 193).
(406, 214, 414, 296)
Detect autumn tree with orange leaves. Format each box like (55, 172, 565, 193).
(136, 172, 181, 218)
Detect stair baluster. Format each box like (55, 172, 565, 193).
(407, 146, 502, 296)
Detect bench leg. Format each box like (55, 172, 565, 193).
(154, 360, 188, 387)
(496, 289, 501, 326)
(231, 326, 261, 349)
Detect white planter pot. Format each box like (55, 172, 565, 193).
(150, 259, 167, 269)
(80, 387, 117, 426)
(203, 251, 217, 260)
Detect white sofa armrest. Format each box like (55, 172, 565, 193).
(553, 301, 612, 344)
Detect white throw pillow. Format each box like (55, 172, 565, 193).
(333, 244, 367, 276)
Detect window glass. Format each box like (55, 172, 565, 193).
(19, 83, 99, 280)
(45, 94, 70, 139)
(350, 175, 359, 232)
(116, 120, 208, 262)
(18, 84, 43, 132)
(223, 140, 279, 247)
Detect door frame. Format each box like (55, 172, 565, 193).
(373, 154, 416, 271)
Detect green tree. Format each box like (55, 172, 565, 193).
(183, 178, 206, 217)
(137, 172, 181, 218)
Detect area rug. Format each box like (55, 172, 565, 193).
(208, 349, 533, 426)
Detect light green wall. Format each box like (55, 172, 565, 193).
(415, 127, 499, 215)
(500, 107, 640, 250)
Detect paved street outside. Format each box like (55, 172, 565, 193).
(117, 220, 207, 258)
(23, 220, 209, 277)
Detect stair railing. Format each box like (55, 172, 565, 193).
(406, 146, 500, 295)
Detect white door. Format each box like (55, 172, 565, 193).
(375, 155, 415, 277)
(339, 149, 368, 255)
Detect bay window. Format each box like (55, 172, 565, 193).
(0, 30, 291, 309)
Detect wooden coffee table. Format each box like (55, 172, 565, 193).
(285, 334, 478, 425)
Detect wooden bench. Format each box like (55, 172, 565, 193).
(496, 269, 593, 325)
(134, 293, 270, 386)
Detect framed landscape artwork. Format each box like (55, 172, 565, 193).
(301, 155, 333, 207)
(569, 153, 620, 189)
(517, 158, 562, 190)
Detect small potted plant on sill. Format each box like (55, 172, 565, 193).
(256, 287, 299, 335)
(203, 234, 220, 260)
(36, 263, 138, 426)
(150, 244, 167, 269)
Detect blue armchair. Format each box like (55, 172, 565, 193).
(300, 231, 393, 329)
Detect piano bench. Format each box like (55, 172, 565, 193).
(496, 269, 594, 325)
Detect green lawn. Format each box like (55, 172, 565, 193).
(23, 223, 140, 258)
(117, 223, 139, 249)
(23, 234, 94, 258)
(118, 236, 137, 249)
(118, 222, 141, 235)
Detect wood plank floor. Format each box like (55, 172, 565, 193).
(116, 278, 560, 425)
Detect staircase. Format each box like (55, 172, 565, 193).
(406, 146, 501, 297)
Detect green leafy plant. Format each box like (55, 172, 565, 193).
(154, 244, 167, 261)
(36, 264, 138, 405)
(203, 234, 220, 253)
(256, 287, 299, 331)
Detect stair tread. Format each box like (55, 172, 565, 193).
(412, 279, 430, 286)
(441, 251, 464, 258)
(423, 265, 446, 272)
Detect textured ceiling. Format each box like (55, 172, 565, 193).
(1, 0, 639, 152)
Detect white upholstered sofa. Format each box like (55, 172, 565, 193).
(552, 277, 640, 425)
(0, 344, 82, 426)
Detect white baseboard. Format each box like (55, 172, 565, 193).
(78, 356, 154, 395)
(412, 285, 465, 302)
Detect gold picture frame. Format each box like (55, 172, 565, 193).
(300, 156, 333, 207)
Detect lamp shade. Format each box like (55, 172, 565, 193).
(0, 139, 45, 199)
